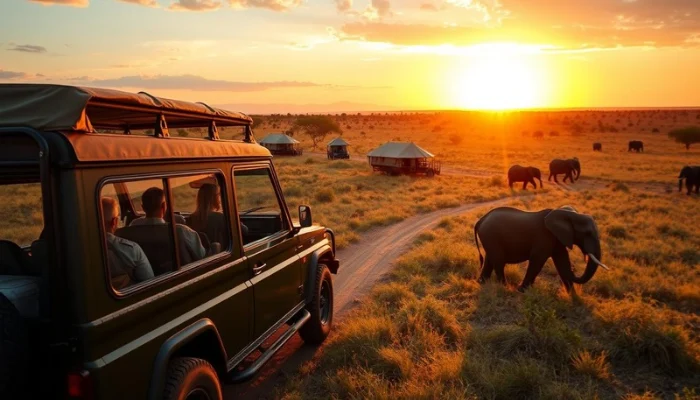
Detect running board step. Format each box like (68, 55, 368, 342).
(228, 309, 311, 384)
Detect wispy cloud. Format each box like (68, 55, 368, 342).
(335, 0, 351, 13)
(168, 0, 221, 11)
(28, 0, 88, 7)
(0, 70, 31, 79)
(8, 44, 48, 53)
(227, 0, 303, 11)
(117, 0, 158, 6)
(82, 74, 335, 91)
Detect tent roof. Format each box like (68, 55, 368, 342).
(0, 84, 252, 132)
(327, 137, 349, 146)
(367, 142, 434, 159)
(259, 133, 300, 144)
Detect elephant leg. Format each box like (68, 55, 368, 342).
(518, 255, 547, 292)
(478, 255, 494, 283)
(509, 180, 513, 189)
(548, 172, 552, 182)
(553, 174, 559, 183)
(552, 246, 574, 292)
(522, 181, 527, 190)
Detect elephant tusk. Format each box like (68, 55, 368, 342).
(587, 253, 609, 270)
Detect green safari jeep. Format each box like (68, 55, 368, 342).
(0, 84, 339, 399)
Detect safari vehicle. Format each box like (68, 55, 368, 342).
(0, 84, 339, 399)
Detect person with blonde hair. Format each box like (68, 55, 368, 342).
(101, 197, 154, 288)
(188, 183, 228, 247)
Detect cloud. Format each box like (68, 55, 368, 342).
(227, 0, 303, 11)
(84, 74, 333, 91)
(168, 0, 221, 10)
(0, 70, 30, 80)
(420, 3, 437, 11)
(362, 0, 392, 20)
(7, 44, 48, 53)
(335, 0, 351, 13)
(117, 0, 158, 6)
(28, 0, 88, 7)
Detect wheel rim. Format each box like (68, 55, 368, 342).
(319, 280, 331, 325)
(186, 387, 212, 400)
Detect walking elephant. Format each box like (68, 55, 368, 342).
(474, 206, 608, 292)
(548, 158, 579, 183)
(508, 165, 543, 189)
(678, 165, 700, 195)
(593, 143, 602, 151)
(628, 140, 644, 152)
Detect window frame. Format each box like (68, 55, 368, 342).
(96, 168, 234, 298)
(231, 163, 293, 254)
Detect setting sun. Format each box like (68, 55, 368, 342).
(449, 45, 548, 110)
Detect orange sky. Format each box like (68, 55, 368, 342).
(2, 0, 700, 112)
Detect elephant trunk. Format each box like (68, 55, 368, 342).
(570, 244, 603, 284)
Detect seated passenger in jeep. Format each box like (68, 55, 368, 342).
(187, 183, 228, 250)
(102, 197, 154, 289)
(130, 187, 207, 261)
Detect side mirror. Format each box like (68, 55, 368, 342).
(299, 205, 312, 228)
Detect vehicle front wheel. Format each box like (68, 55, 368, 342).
(299, 265, 333, 344)
(163, 357, 222, 400)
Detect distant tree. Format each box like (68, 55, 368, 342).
(251, 115, 265, 130)
(652, 127, 660, 133)
(291, 115, 342, 149)
(668, 126, 700, 150)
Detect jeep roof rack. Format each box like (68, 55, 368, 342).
(0, 84, 256, 142)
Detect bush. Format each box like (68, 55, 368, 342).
(571, 350, 611, 381)
(314, 188, 335, 203)
(448, 133, 463, 145)
(549, 130, 559, 137)
(607, 225, 629, 239)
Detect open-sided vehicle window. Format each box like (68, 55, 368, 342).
(233, 167, 288, 248)
(0, 183, 44, 248)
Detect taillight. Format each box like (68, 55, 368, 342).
(67, 370, 93, 399)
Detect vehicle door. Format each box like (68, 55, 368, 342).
(232, 164, 302, 337)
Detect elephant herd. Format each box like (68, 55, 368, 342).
(508, 158, 580, 189)
(590, 140, 644, 152)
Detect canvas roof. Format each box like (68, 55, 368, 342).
(0, 84, 252, 132)
(367, 142, 434, 159)
(327, 137, 349, 146)
(259, 133, 300, 144)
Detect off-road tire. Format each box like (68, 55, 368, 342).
(163, 357, 222, 400)
(0, 293, 29, 398)
(299, 265, 333, 344)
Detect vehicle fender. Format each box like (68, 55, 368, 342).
(304, 245, 334, 304)
(148, 319, 227, 400)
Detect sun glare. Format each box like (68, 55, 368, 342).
(450, 45, 547, 110)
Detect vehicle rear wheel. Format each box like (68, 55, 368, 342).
(163, 357, 222, 400)
(299, 265, 333, 344)
(0, 293, 29, 398)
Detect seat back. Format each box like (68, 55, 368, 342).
(116, 225, 176, 276)
(0, 240, 28, 275)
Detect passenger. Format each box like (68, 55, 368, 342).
(130, 187, 206, 261)
(187, 183, 228, 247)
(101, 197, 154, 288)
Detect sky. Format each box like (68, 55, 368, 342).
(1, 0, 700, 112)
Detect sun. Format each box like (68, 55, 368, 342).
(450, 45, 547, 110)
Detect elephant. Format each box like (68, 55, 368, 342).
(628, 140, 644, 152)
(548, 158, 579, 183)
(474, 206, 609, 292)
(678, 165, 700, 195)
(593, 142, 602, 152)
(508, 165, 543, 189)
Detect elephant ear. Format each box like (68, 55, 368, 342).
(544, 209, 575, 249)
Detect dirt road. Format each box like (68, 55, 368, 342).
(225, 195, 530, 399)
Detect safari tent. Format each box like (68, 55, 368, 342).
(367, 142, 441, 177)
(259, 133, 302, 156)
(327, 137, 350, 159)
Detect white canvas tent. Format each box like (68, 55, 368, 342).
(259, 133, 302, 155)
(327, 137, 350, 159)
(367, 142, 440, 176)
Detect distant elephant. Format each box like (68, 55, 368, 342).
(508, 165, 543, 190)
(593, 143, 602, 151)
(548, 158, 579, 183)
(474, 206, 608, 292)
(678, 165, 700, 195)
(628, 140, 644, 152)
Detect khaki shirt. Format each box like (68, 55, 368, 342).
(106, 233, 154, 284)
(130, 217, 206, 261)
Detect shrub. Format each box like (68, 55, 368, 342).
(314, 188, 335, 203)
(668, 126, 700, 150)
(448, 133, 463, 145)
(304, 157, 316, 164)
(549, 130, 559, 137)
(571, 350, 611, 381)
(284, 186, 303, 197)
(607, 225, 629, 239)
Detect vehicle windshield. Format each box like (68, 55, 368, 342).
(0, 182, 44, 247)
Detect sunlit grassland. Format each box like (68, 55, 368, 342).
(273, 157, 527, 249)
(279, 187, 699, 399)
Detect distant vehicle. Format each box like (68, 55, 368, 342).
(0, 84, 339, 400)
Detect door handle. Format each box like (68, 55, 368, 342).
(253, 263, 267, 273)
